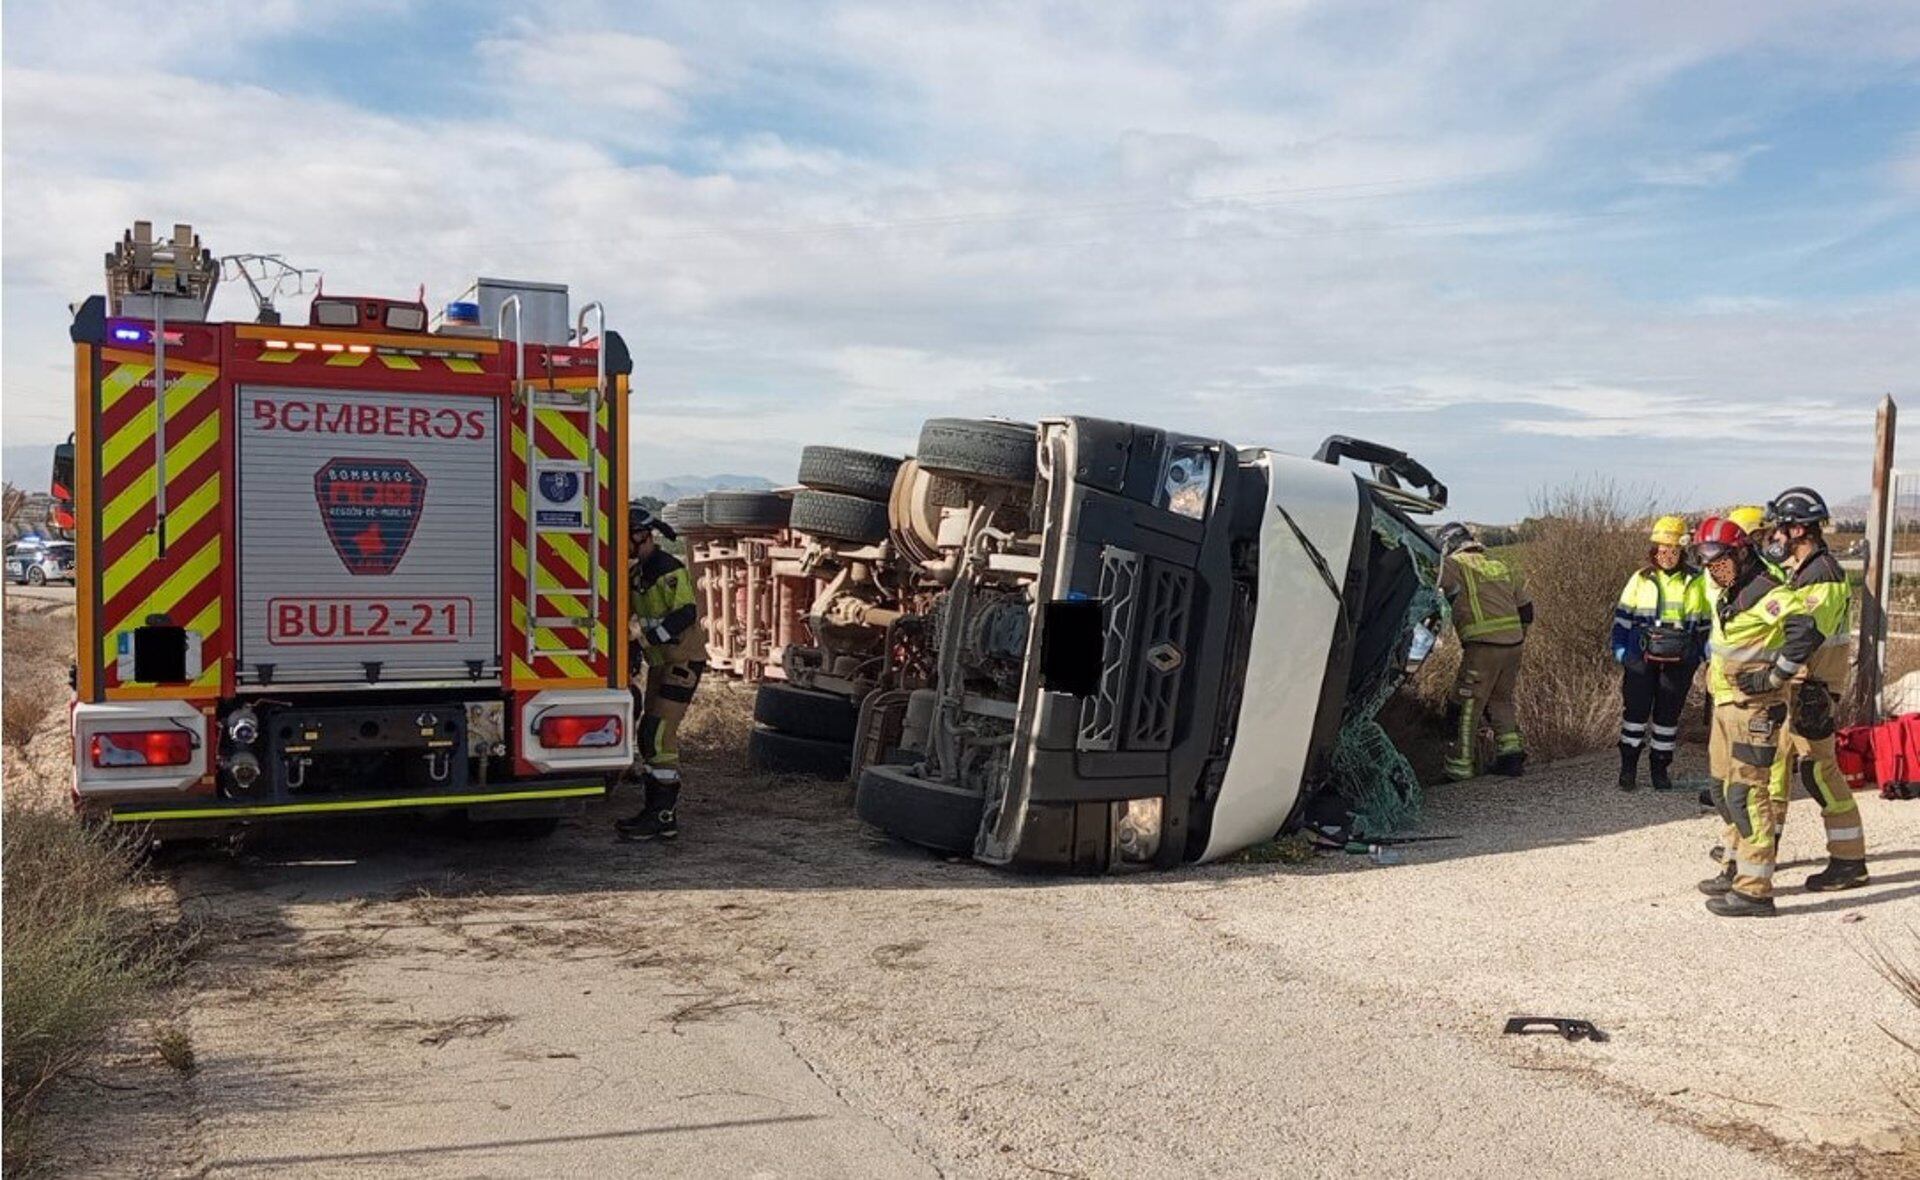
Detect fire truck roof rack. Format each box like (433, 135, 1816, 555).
(106, 221, 219, 322)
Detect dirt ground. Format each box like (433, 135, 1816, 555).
(8, 608, 1920, 1178)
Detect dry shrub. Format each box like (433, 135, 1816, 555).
(2, 802, 176, 1167)
(2, 606, 69, 757)
(1412, 481, 1659, 762)
(677, 681, 756, 767)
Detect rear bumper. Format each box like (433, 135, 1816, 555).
(100, 781, 606, 825)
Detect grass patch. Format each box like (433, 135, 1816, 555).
(2, 803, 183, 1169)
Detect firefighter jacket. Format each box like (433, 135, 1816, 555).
(1785, 545, 1852, 686)
(1610, 566, 1711, 665)
(631, 548, 707, 668)
(1439, 545, 1531, 646)
(1706, 564, 1802, 706)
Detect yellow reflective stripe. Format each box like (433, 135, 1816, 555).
(326, 352, 370, 367)
(111, 785, 606, 822)
(1459, 615, 1522, 639)
(443, 357, 484, 374)
(257, 350, 300, 363)
(100, 372, 214, 474)
(101, 410, 220, 540)
(379, 354, 421, 371)
(103, 472, 219, 602)
(144, 534, 222, 622)
(101, 363, 151, 413)
(535, 406, 589, 461)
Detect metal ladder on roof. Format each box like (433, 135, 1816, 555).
(502, 298, 607, 661)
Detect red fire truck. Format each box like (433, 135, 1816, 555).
(68, 223, 632, 835)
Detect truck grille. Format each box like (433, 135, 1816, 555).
(1127, 562, 1193, 750)
(1078, 549, 1194, 752)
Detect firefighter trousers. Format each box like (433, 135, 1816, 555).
(1710, 696, 1786, 900)
(1446, 640, 1524, 780)
(632, 657, 705, 784)
(1766, 679, 1866, 861)
(1619, 659, 1696, 768)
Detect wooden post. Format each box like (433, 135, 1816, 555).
(1855, 395, 1897, 722)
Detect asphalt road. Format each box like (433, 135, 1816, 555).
(32, 716, 1917, 1179)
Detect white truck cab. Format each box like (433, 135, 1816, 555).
(853, 417, 1445, 871)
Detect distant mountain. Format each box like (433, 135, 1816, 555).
(632, 473, 778, 503)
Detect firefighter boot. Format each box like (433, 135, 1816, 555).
(1697, 861, 1736, 896)
(1648, 750, 1675, 792)
(1804, 858, 1870, 893)
(1705, 891, 1777, 918)
(615, 776, 681, 842)
(1491, 750, 1527, 778)
(1617, 744, 1640, 792)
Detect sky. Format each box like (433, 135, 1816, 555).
(4, 0, 1919, 523)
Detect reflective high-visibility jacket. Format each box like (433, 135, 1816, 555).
(1706, 566, 1801, 705)
(1785, 546, 1852, 686)
(1439, 546, 1531, 646)
(1611, 566, 1711, 664)
(631, 548, 707, 668)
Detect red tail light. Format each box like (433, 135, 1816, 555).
(538, 714, 624, 749)
(90, 730, 194, 768)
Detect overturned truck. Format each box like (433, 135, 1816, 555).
(833, 417, 1447, 872)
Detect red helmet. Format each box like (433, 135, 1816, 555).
(1691, 515, 1751, 563)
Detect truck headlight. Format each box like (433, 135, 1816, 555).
(1113, 796, 1164, 864)
(1160, 445, 1215, 521)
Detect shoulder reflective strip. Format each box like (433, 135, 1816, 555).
(111, 785, 605, 822)
(1735, 860, 1775, 879)
(379, 354, 422, 371)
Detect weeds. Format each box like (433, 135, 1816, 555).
(1, 605, 66, 757)
(153, 1023, 196, 1074)
(1, 803, 178, 1165)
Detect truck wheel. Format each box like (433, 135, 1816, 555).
(915, 418, 1037, 487)
(661, 495, 707, 533)
(797, 446, 903, 501)
(855, 765, 984, 854)
(789, 489, 890, 545)
(702, 490, 791, 530)
(747, 726, 852, 779)
(754, 683, 859, 743)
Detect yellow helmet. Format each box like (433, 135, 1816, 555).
(1649, 514, 1688, 546)
(1727, 505, 1767, 537)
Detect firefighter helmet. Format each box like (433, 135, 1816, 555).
(1727, 505, 1767, 536)
(1434, 522, 1475, 554)
(1691, 516, 1751, 564)
(1766, 487, 1830, 528)
(629, 503, 678, 542)
(1649, 515, 1688, 546)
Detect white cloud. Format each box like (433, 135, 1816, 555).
(475, 28, 693, 116)
(5, 1, 1920, 520)
(1634, 144, 1770, 188)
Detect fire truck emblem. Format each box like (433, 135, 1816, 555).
(313, 458, 427, 575)
(539, 470, 580, 504)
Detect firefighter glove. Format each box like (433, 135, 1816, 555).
(1736, 665, 1784, 695)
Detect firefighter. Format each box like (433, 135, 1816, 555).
(1611, 515, 1710, 791)
(1727, 504, 1782, 580)
(615, 504, 708, 843)
(1758, 487, 1870, 891)
(1436, 522, 1532, 781)
(1691, 514, 1798, 917)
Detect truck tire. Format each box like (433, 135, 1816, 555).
(754, 683, 859, 743)
(747, 725, 852, 780)
(661, 495, 707, 532)
(855, 765, 984, 854)
(797, 446, 903, 501)
(789, 489, 890, 545)
(702, 490, 790, 531)
(915, 418, 1036, 487)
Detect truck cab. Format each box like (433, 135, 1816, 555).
(853, 417, 1444, 871)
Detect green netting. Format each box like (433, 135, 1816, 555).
(1325, 513, 1446, 833)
